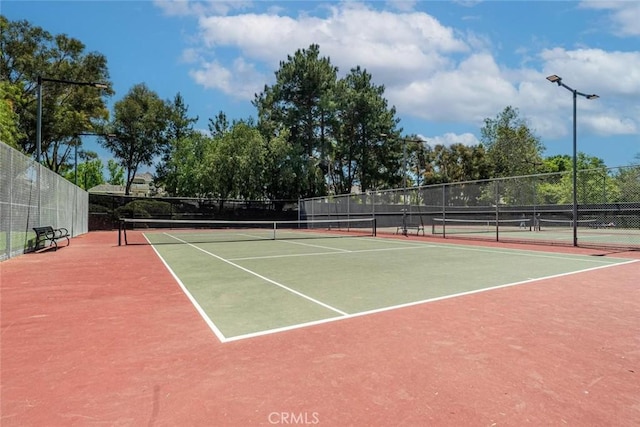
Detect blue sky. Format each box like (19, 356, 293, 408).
(3, 0, 639, 171)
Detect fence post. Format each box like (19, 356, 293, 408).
(442, 184, 446, 238)
(495, 180, 500, 242)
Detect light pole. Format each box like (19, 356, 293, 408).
(36, 76, 109, 164)
(546, 74, 598, 247)
(381, 134, 427, 236)
(35, 76, 108, 227)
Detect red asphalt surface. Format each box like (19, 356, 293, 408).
(1, 231, 639, 426)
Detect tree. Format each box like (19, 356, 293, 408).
(614, 162, 640, 203)
(155, 92, 199, 195)
(332, 66, 400, 194)
(481, 106, 544, 178)
(101, 84, 170, 195)
(542, 155, 572, 173)
(0, 16, 112, 169)
(535, 153, 612, 205)
(202, 121, 267, 208)
(0, 81, 25, 149)
(262, 129, 301, 203)
(253, 44, 338, 198)
(208, 111, 230, 138)
(106, 159, 125, 186)
(63, 150, 104, 190)
(162, 132, 213, 198)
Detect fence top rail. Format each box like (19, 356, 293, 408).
(300, 165, 640, 203)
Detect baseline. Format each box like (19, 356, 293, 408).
(225, 258, 638, 342)
(365, 237, 630, 265)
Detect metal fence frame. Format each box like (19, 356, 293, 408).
(1, 142, 88, 260)
(300, 167, 640, 250)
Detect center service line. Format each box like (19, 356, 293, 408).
(164, 233, 349, 316)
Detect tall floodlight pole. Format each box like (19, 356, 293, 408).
(35, 76, 109, 226)
(35, 76, 109, 165)
(403, 138, 410, 235)
(381, 134, 427, 236)
(36, 76, 43, 163)
(546, 74, 599, 247)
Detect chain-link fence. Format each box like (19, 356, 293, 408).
(89, 194, 298, 230)
(300, 166, 640, 250)
(1, 142, 88, 260)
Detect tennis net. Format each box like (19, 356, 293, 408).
(118, 217, 376, 245)
(431, 217, 532, 237)
(537, 218, 601, 231)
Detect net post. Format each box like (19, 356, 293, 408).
(272, 221, 276, 240)
(118, 219, 122, 246)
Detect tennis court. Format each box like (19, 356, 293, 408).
(121, 219, 635, 342)
(3, 229, 640, 425)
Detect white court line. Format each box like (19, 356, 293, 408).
(229, 245, 432, 261)
(224, 258, 638, 343)
(163, 233, 349, 318)
(147, 232, 637, 343)
(145, 234, 227, 342)
(358, 236, 628, 264)
(277, 239, 352, 253)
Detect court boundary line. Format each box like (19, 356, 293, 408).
(228, 244, 435, 261)
(164, 232, 349, 318)
(359, 236, 630, 264)
(277, 239, 352, 253)
(145, 232, 637, 343)
(223, 258, 638, 342)
(145, 235, 228, 342)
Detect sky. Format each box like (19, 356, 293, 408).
(3, 0, 640, 172)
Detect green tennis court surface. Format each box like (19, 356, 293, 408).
(145, 230, 634, 342)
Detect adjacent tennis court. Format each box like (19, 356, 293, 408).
(430, 216, 640, 247)
(122, 220, 635, 342)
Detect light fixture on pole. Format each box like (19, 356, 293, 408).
(34, 76, 109, 227)
(35, 76, 109, 164)
(546, 74, 599, 247)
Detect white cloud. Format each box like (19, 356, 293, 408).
(173, 2, 638, 145)
(180, 47, 200, 64)
(540, 48, 640, 97)
(188, 3, 478, 116)
(528, 47, 640, 140)
(428, 132, 480, 147)
(586, 114, 638, 136)
(386, 0, 418, 12)
(154, 0, 252, 17)
(579, 1, 640, 37)
(189, 58, 266, 99)
(388, 53, 516, 124)
(193, 3, 469, 71)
